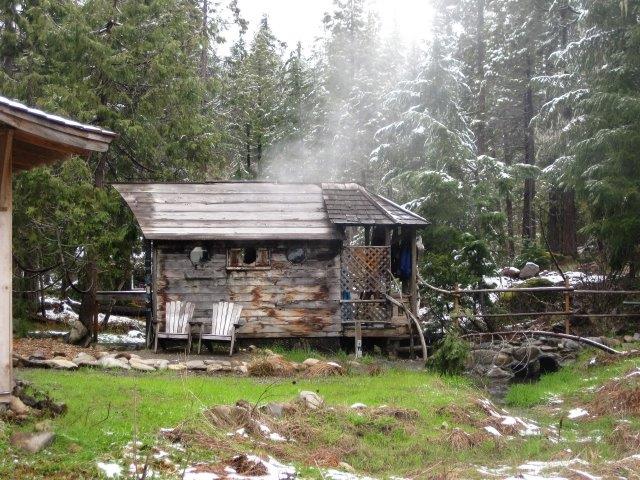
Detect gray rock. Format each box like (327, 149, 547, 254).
(299, 391, 323, 410)
(98, 356, 131, 370)
(44, 359, 78, 370)
(186, 360, 207, 371)
(302, 358, 321, 367)
(512, 346, 541, 363)
(72, 352, 98, 367)
(486, 366, 514, 380)
(519, 262, 540, 279)
(634, 333, 640, 341)
(623, 335, 635, 343)
(263, 403, 285, 418)
(235, 365, 248, 375)
(469, 349, 511, 367)
(9, 396, 29, 415)
(501, 266, 521, 278)
(600, 337, 622, 348)
(10, 431, 55, 453)
(168, 363, 187, 371)
(30, 350, 47, 360)
(561, 339, 581, 351)
(67, 320, 88, 344)
(129, 360, 155, 372)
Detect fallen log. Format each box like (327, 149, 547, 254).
(461, 330, 622, 355)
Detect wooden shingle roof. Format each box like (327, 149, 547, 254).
(321, 183, 428, 227)
(114, 182, 428, 241)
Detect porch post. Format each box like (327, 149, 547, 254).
(409, 228, 418, 316)
(0, 129, 14, 403)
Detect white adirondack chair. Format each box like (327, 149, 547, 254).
(154, 300, 195, 353)
(196, 301, 242, 355)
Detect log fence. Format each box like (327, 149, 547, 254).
(421, 280, 640, 335)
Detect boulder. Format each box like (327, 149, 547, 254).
(350, 403, 367, 410)
(30, 350, 47, 360)
(98, 356, 131, 370)
(129, 360, 155, 372)
(560, 339, 581, 351)
(512, 346, 541, 363)
(486, 366, 514, 380)
(67, 320, 88, 344)
(9, 396, 29, 415)
(519, 262, 540, 279)
(155, 359, 170, 370)
(72, 352, 98, 367)
(600, 337, 622, 348)
(10, 431, 55, 453)
(634, 333, 640, 341)
(234, 365, 248, 375)
(299, 391, 323, 410)
(501, 266, 521, 278)
(302, 358, 321, 367)
(263, 403, 286, 418)
(43, 359, 78, 370)
(469, 349, 511, 367)
(624, 335, 635, 343)
(168, 363, 187, 371)
(186, 360, 207, 371)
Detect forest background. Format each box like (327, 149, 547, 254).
(1, 0, 638, 331)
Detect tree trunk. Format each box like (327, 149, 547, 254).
(76, 153, 106, 345)
(522, 53, 536, 241)
(474, 0, 487, 157)
(546, 4, 578, 257)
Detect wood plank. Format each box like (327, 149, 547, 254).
(144, 230, 340, 241)
(132, 203, 326, 213)
(121, 192, 324, 204)
(143, 220, 332, 229)
(144, 211, 330, 221)
(0, 128, 13, 401)
(115, 183, 323, 194)
(0, 110, 112, 153)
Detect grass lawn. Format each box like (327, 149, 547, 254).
(1, 350, 639, 479)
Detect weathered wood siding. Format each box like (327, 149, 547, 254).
(155, 240, 342, 338)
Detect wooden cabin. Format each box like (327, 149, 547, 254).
(114, 182, 428, 351)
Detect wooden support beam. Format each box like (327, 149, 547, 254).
(0, 128, 14, 403)
(409, 228, 418, 315)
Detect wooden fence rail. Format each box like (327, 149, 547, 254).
(421, 281, 640, 335)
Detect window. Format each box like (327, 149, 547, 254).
(227, 247, 270, 270)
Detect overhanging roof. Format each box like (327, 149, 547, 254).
(114, 182, 428, 241)
(0, 95, 117, 171)
(114, 182, 340, 241)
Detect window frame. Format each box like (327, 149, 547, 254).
(226, 247, 271, 271)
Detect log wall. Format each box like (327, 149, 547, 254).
(155, 240, 342, 338)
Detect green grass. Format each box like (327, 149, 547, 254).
(505, 352, 640, 408)
(2, 351, 639, 479)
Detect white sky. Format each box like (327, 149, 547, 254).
(226, 0, 435, 52)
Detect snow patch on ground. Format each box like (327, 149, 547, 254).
(478, 458, 597, 479)
(483, 271, 604, 290)
(96, 462, 123, 478)
(478, 398, 542, 437)
(567, 408, 589, 419)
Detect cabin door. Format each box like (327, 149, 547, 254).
(340, 246, 392, 324)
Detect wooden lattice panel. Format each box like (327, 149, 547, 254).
(340, 246, 391, 323)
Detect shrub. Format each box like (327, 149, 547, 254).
(427, 331, 469, 375)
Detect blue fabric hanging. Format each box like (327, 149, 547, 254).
(399, 248, 412, 280)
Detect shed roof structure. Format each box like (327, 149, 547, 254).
(114, 182, 427, 241)
(1, 95, 116, 403)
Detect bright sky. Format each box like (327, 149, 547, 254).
(229, 0, 435, 52)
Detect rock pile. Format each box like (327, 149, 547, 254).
(12, 349, 345, 378)
(467, 335, 584, 381)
